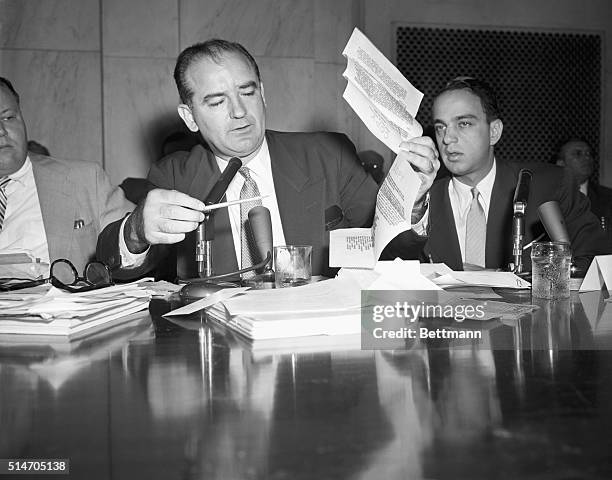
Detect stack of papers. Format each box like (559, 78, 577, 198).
(0, 280, 158, 337)
(206, 278, 363, 340)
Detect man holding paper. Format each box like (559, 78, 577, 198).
(97, 39, 439, 280)
(421, 77, 608, 272)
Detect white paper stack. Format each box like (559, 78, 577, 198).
(0, 280, 157, 337)
(207, 278, 363, 340)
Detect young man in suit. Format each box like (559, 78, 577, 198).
(97, 39, 440, 280)
(0, 77, 133, 274)
(423, 77, 607, 272)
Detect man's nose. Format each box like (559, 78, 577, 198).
(443, 126, 457, 144)
(229, 96, 246, 119)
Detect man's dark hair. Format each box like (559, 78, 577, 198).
(173, 39, 261, 106)
(552, 136, 593, 164)
(434, 76, 500, 122)
(0, 76, 20, 104)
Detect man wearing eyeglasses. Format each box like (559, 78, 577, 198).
(0, 77, 134, 274)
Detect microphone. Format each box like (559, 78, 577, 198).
(511, 169, 532, 273)
(203, 157, 242, 206)
(537, 201, 570, 243)
(248, 206, 273, 271)
(513, 169, 532, 209)
(245, 206, 275, 287)
(196, 157, 242, 277)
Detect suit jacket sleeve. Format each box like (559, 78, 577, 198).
(96, 157, 181, 280)
(556, 168, 611, 268)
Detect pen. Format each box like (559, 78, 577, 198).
(202, 195, 269, 212)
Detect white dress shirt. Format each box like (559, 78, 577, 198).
(217, 138, 286, 266)
(448, 159, 496, 262)
(0, 157, 50, 266)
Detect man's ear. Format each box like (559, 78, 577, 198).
(177, 104, 199, 132)
(489, 119, 503, 146)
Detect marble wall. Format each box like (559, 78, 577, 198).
(1, 0, 611, 185)
(0, 0, 361, 184)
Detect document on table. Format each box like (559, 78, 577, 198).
(342, 27, 423, 153)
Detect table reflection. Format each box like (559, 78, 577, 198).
(0, 290, 611, 479)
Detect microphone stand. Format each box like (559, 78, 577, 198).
(197, 212, 214, 279)
(511, 200, 526, 274)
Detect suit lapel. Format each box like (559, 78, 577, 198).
(427, 178, 463, 270)
(31, 156, 75, 262)
(266, 132, 327, 270)
(486, 161, 515, 268)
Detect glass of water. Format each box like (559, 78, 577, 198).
(274, 245, 312, 288)
(530, 241, 571, 299)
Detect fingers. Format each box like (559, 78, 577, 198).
(398, 137, 440, 176)
(140, 188, 206, 245)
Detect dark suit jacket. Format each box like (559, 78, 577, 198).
(423, 161, 609, 271)
(97, 130, 425, 280)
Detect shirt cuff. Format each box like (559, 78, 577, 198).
(119, 216, 150, 268)
(412, 207, 429, 237)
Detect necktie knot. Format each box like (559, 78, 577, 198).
(470, 187, 479, 200)
(239, 167, 253, 182)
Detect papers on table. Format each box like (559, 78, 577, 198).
(342, 27, 423, 153)
(579, 255, 612, 292)
(431, 270, 531, 289)
(206, 278, 363, 340)
(0, 280, 158, 337)
(0, 252, 49, 282)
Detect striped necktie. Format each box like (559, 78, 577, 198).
(239, 167, 263, 277)
(0, 176, 11, 232)
(464, 187, 486, 269)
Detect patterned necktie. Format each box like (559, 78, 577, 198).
(0, 176, 11, 232)
(464, 187, 486, 269)
(239, 167, 263, 277)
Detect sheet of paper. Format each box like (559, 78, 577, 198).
(372, 157, 421, 258)
(329, 228, 375, 268)
(163, 287, 250, 317)
(433, 271, 531, 289)
(329, 148, 422, 268)
(222, 278, 361, 316)
(367, 259, 441, 290)
(579, 255, 612, 292)
(342, 28, 423, 153)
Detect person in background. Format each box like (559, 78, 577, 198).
(555, 138, 612, 240)
(0, 76, 134, 273)
(97, 39, 440, 281)
(421, 77, 608, 272)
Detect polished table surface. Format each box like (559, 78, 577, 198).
(1, 288, 612, 480)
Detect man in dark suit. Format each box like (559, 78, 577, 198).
(97, 39, 440, 280)
(422, 77, 607, 272)
(555, 138, 612, 244)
